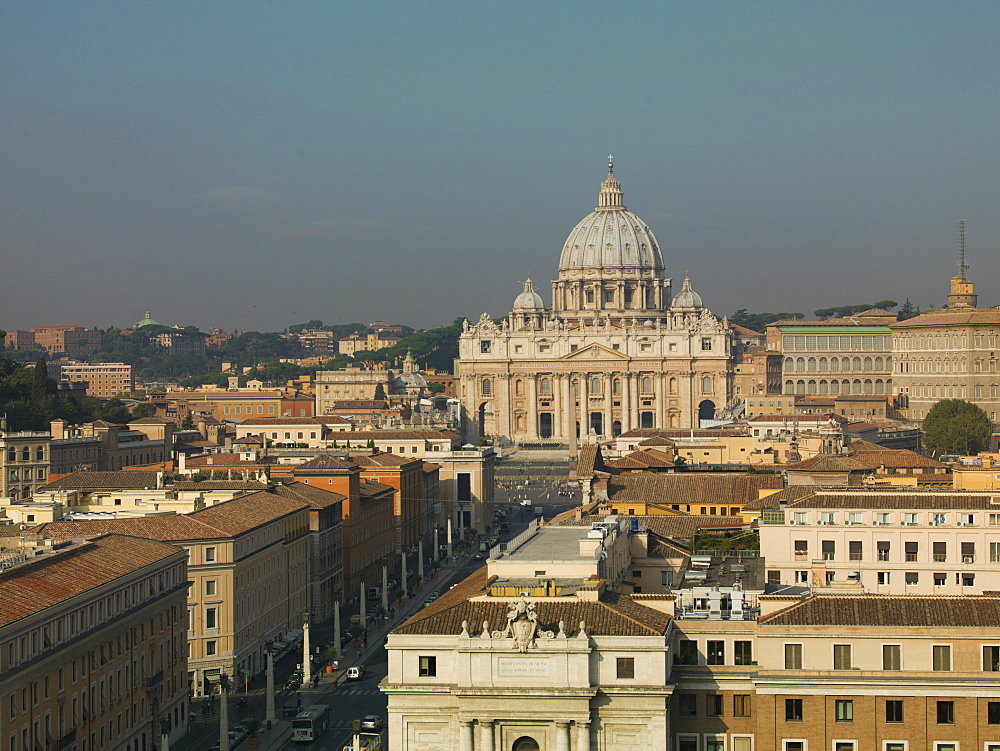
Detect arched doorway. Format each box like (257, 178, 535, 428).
(589, 412, 603, 436)
(698, 400, 716, 423)
(612, 420, 622, 437)
(513, 737, 540, 751)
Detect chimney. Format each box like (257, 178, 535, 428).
(178, 453, 187, 474)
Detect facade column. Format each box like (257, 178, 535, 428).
(527, 376, 538, 438)
(500, 374, 512, 439)
(576, 721, 591, 751)
(622, 373, 632, 434)
(556, 721, 572, 751)
(579, 374, 589, 438)
(562, 374, 572, 441)
(459, 720, 475, 751)
(481, 720, 495, 751)
(603, 374, 613, 438)
(657, 372, 667, 430)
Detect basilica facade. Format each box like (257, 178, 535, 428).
(457, 161, 732, 445)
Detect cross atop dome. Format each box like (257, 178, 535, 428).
(597, 157, 625, 210)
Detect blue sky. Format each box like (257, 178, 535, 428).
(2, 1, 998, 332)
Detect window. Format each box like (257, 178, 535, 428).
(821, 540, 836, 560)
(418, 656, 436, 677)
(936, 700, 954, 724)
(834, 744, 855, 751)
(784, 643, 803, 669)
(616, 657, 635, 679)
(679, 693, 696, 716)
(786, 698, 803, 721)
(877, 572, 891, 586)
(660, 571, 672, 587)
(784, 743, 804, 751)
(205, 580, 217, 597)
(933, 645, 951, 671)
(876, 513, 890, 525)
(205, 641, 217, 656)
(885, 744, 906, 751)
(905, 542, 918, 561)
(849, 540, 862, 560)
(984, 645, 1000, 672)
(733, 694, 751, 717)
(933, 542, 948, 562)
(701, 338, 712, 351)
(734, 641, 753, 666)
(962, 573, 976, 587)
(480, 340, 492, 353)
(883, 644, 901, 671)
(707, 694, 723, 716)
(988, 701, 1000, 724)
(905, 572, 919, 586)
(204, 547, 217, 563)
(706, 739, 725, 751)
(676, 640, 698, 665)
(835, 699, 854, 721)
(962, 541, 976, 563)
(885, 699, 903, 723)
(707, 641, 725, 665)
(877, 541, 891, 561)
(204, 608, 217, 630)
(481, 379, 492, 396)
(833, 644, 852, 670)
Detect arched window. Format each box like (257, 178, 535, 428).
(702, 376, 712, 394)
(641, 376, 652, 393)
(863, 357, 873, 372)
(21, 447, 30, 461)
(818, 379, 829, 394)
(669, 377, 678, 394)
(875, 379, 885, 394)
(784, 380, 794, 394)
(796, 357, 806, 372)
(539, 378, 551, 395)
(863, 379, 873, 394)
(612, 379, 621, 395)
(818, 357, 828, 371)
(807, 357, 817, 371)
(830, 380, 840, 395)
(796, 380, 806, 395)
(807, 380, 817, 395)
(7, 448, 15, 462)
(481, 379, 492, 396)
(590, 377, 601, 392)
(784, 357, 794, 372)
(852, 357, 862, 371)
(874, 356, 884, 371)
(35, 446, 43, 461)
(514, 379, 523, 396)
(830, 357, 840, 372)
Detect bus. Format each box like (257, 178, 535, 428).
(292, 704, 330, 742)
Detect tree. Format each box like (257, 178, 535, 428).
(181, 413, 195, 429)
(922, 399, 992, 456)
(131, 402, 158, 419)
(373, 383, 387, 400)
(897, 298, 920, 321)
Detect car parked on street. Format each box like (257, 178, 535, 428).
(361, 714, 383, 731)
(346, 665, 365, 680)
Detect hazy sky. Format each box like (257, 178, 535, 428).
(2, 1, 998, 333)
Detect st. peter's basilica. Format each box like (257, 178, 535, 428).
(457, 160, 733, 445)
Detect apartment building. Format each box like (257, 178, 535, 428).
(15, 326, 103, 357)
(32, 491, 311, 697)
(758, 488, 1000, 594)
(0, 533, 189, 751)
(46, 361, 134, 398)
(1, 423, 50, 500)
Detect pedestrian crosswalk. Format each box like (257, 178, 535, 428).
(336, 687, 383, 696)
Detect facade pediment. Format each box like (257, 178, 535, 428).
(560, 344, 629, 361)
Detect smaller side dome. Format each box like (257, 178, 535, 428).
(671, 275, 703, 309)
(513, 278, 545, 310)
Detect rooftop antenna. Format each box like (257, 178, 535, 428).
(958, 220, 968, 280)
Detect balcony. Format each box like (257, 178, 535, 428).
(146, 670, 163, 689)
(57, 729, 76, 751)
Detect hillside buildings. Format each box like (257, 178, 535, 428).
(46, 360, 134, 398)
(457, 161, 732, 445)
(3, 325, 102, 358)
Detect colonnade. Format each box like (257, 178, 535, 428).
(458, 719, 591, 750)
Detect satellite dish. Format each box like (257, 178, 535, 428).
(19, 524, 28, 531)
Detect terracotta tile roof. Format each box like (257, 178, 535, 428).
(349, 452, 416, 467)
(785, 455, 872, 472)
(728, 323, 764, 336)
(750, 413, 846, 423)
(0, 534, 184, 628)
(185, 454, 262, 467)
(604, 474, 783, 506)
(834, 394, 891, 402)
(845, 440, 882, 452)
(608, 448, 676, 470)
(128, 416, 174, 425)
(237, 417, 324, 426)
(359, 481, 395, 498)
(393, 568, 671, 637)
(620, 429, 746, 439)
(760, 594, 1000, 627)
(638, 437, 675, 447)
(575, 444, 602, 476)
(846, 422, 878, 432)
(33, 491, 308, 540)
(292, 455, 358, 473)
(315, 415, 353, 424)
(850, 448, 945, 469)
(769, 318, 893, 328)
(328, 400, 391, 410)
(741, 485, 816, 510)
(174, 480, 267, 491)
(273, 482, 346, 509)
(422, 463, 442, 473)
(775, 488, 1000, 510)
(890, 309, 1000, 329)
(324, 430, 459, 440)
(41, 471, 161, 491)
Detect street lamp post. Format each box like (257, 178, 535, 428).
(418, 539, 425, 582)
(218, 673, 230, 751)
(265, 648, 275, 724)
(302, 612, 311, 688)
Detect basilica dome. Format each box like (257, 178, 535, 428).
(670, 274, 703, 309)
(557, 162, 665, 275)
(512, 278, 545, 310)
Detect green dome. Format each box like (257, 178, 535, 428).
(135, 310, 161, 327)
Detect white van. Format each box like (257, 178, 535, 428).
(346, 666, 365, 681)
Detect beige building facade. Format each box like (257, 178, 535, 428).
(458, 162, 732, 445)
(891, 275, 1000, 425)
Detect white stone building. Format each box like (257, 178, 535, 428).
(457, 161, 732, 445)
